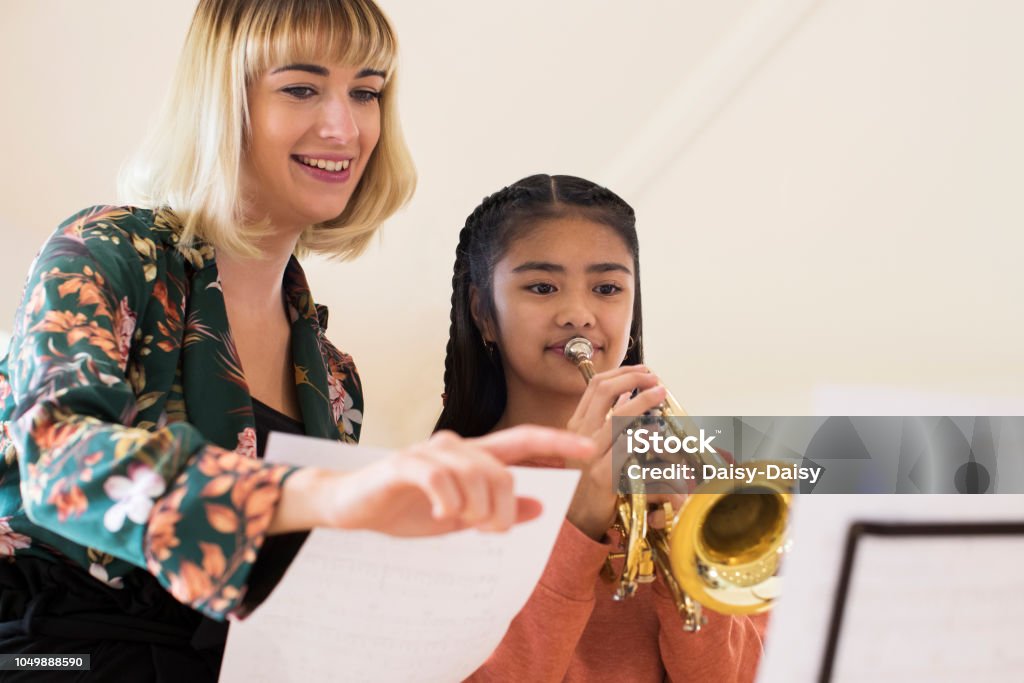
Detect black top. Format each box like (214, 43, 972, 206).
(252, 398, 305, 459)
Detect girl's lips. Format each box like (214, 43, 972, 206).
(548, 344, 601, 353)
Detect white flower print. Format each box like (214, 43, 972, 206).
(102, 463, 166, 532)
(328, 374, 347, 424)
(115, 296, 137, 367)
(0, 516, 31, 556)
(89, 562, 125, 589)
(328, 378, 362, 436)
(236, 426, 257, 459)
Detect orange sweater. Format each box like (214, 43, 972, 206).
(467, 520, 767, 682)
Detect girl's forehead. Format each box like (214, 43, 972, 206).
(505, 218, 633, 258)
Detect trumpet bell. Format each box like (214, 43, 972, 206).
(669, 464, 792, 615)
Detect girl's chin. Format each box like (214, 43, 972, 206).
(535, 371, 591, 397)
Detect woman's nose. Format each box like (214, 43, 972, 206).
(317, 98, 359, 143)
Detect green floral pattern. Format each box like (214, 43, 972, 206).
(0, 206, 363, 619)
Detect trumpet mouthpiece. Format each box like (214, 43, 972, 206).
(563, 337, 594, 364)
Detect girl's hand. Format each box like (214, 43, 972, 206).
(563, 365, 668, 540)
(645, 493, 689, 530)
(270, 426, 595, 537)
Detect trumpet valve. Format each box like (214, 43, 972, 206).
(680, 597, 706, 633)
(637, 547, 656, 583)
(661, 501, 677, 533)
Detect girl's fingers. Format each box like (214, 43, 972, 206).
(615, 383, 667, 418)
(587, 372, 658, 415)
(574, 364, 648, 417)
(571, 371, 660, 435)
(590, 384, 667, 454)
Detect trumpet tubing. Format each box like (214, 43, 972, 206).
(563, 336, 792, 631)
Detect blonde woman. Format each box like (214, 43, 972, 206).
(0, 1, 591, 678)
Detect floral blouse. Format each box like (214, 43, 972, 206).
(0, 205, 363, 620)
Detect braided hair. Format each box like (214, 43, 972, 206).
(434, 174, 645, 437)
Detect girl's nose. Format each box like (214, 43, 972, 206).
(555, 295, 596, 329)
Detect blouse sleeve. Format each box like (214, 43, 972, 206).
(5, 208, 298, 619)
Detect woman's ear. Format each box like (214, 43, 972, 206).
(469, 286, 497, 343)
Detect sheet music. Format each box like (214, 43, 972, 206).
(830, 533, 1024, 682)
(220, 432, 580, 683)
(757, 495, 1024, 683)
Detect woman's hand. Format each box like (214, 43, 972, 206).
(564, 365, 668, 540)
(269, 426, 595, 537)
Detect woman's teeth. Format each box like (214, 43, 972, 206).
(298, 156, 350, 172)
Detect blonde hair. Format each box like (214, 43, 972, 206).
(119, 0, 416, 260)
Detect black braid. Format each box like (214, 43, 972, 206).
(436, 183, 531, 435)
(434, 174, 645, 436)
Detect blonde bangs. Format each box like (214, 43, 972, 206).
(119, 0, 415, 261)
(242, 0, 397, 83)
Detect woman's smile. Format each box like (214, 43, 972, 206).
(292, 154, 354, 184)
(244, 61, 383, 229)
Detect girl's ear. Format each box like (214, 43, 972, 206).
(469, 285, 497, 343)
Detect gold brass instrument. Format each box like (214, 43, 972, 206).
(563, 336, 792, 632)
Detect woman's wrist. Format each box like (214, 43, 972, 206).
(268, 467, 338, 535)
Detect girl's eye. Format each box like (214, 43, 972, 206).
(282, 86, 317, 100)
(594, 283, 623, 296)
(527, 283, 557, 295)
(352, 89, 382, 104)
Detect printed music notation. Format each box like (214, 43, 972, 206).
(756, 495, 1024, 683)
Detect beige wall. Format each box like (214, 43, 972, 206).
(2, 1, 1021, 447)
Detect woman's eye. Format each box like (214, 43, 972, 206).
(282, 86, 317, 100)
(527, 283, 557, 295)
(594, 283, 623, 296)
(352, 89, 382, 104)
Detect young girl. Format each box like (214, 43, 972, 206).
(436, 174, 766, 682)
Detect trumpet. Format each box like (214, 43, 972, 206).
(563, 337, 792, 632)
